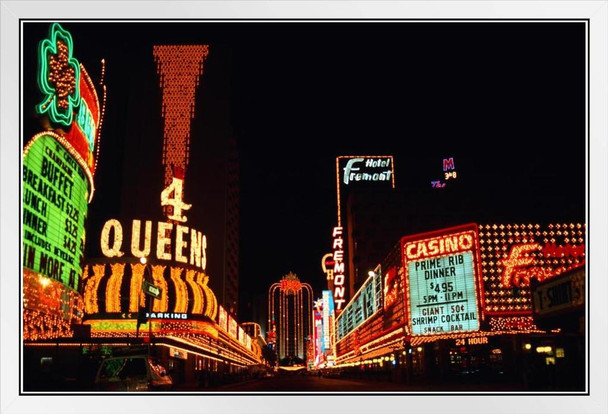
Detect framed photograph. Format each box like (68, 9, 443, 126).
(2, 1, 606, 413)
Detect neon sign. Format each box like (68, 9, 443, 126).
(145, 312, 188, 320)
(160, 176, 192, 222)
(100, 219, 207, 270)
(81, 262, 217, 320)
(76, 95, 96, 151)
(99, 177, 208, 270)
(443, 158, 455, 171)
(335, 273, 379, 341)
(280, 277, 302, 293)
(34, 23, 102, 178)
(431, 157, 458, 189)
(342, 157, 393, 185)
(23, 134, 90, 290)
(499, 242, 586, 288)
(383, 267, 398, 310)
(228, 316, 238, 339)
(313, 308, 324, 365)
(321, 253, 334, 282)
(218, 306, 228, 331)
(404, 232, 474, 261)
(402, 225, 483, 336)
(36, 23, 81, 126)
(322, 290, 334, 351)
(454, 336, 488, 346)
(478, 223, 585, 315)
(154, 45, 209, 188)
(332, 227, 346, 310)
(335, 155, 395, 227)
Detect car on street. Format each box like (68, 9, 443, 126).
(94, 355, 173, 391)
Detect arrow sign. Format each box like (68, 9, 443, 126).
(143, 280, 162, 299)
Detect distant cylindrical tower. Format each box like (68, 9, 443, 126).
(268, 273, 313, 362)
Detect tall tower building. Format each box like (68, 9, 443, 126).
(346, 189, 408, 292)
(268, 273, 313, 362)
(223, 137, 240, 315)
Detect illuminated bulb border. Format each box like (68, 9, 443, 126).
(24, 131, 95, 202)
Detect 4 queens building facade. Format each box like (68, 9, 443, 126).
(22, 23, 259, 392)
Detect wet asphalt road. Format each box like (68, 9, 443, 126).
(183, 375, 525, 393)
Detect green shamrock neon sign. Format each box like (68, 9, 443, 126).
(36, 23, 81, 126)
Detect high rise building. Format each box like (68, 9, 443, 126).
(268, 273, 314, 362)
(223, 137, 240, 315)
(91, 43, 240, 317)
(345, 189, 408, 293)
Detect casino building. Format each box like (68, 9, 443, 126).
(75, 43, 259, 387)
(22, 22, 105, 346)
(22, 24, 259, 391)
(331, 222, 586, 390)
(268, 273, 314, 363)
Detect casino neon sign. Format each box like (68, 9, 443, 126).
(402, 224, 483, 336)
(405, 232, 474, 261)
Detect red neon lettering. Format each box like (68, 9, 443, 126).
(406, 243, 417, 259)
(499, 242, 586, 288)
(445, 236, 458, 253)
(443, 158, 455, 171)
(542, 243, 585, 258)
(459, 234, 473, 250)
(499, 243, 541, 288)
(405, 232, 475, 260)
(427, 240, 439, 255)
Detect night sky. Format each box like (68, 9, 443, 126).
(23, 21, 586, 324)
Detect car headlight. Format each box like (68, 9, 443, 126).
(134, 381, 149, 391)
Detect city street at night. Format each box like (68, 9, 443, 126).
(198, 373, 524, 393)
(16, 18, 591, 394)
(2, 3, 608, 414)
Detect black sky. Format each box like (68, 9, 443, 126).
(23, 21, 586, 323)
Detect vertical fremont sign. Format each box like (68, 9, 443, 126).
(332, 227, 346, 310)
(402, 224, 484, 336)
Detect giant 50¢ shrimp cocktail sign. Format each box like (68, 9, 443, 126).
(402, 224, 484, 336)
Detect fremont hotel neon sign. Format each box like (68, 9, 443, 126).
(330, 156, 396, 311)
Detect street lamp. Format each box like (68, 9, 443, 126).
(136, 256, 154, 341)
(136, 257, 147, 339)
